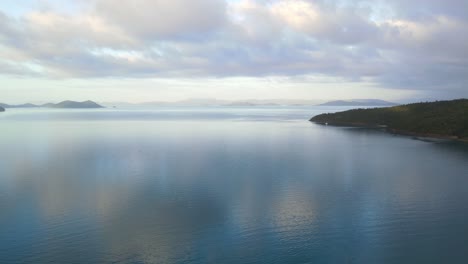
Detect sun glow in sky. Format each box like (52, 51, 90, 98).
(1, 0, 467, 103)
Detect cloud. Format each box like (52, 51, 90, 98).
(95, 0, 227, 40)
(387, 0, 468, 21)
(271, 0, 379, 44)
(0, 0, 467, 96)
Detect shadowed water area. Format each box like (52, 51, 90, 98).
(1, 107, 468, 263)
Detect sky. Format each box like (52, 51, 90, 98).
(0, 0, 467, 104)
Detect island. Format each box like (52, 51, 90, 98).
(0, 103, 38, 108)
(0, 100, 103, 109)
(319, 99, 396, 106)
(310, 99, 468, 141)
(0, 106, 4, 112)
(47, 100, 103, 109)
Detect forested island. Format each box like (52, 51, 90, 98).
(310, 99, 468, 141)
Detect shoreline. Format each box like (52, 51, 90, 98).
(311, 121, 468, 143)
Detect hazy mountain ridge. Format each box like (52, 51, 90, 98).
(0, 103, 39, 108)
(50, 100, 103, 108)
(0, 100, 103, 109)
(2, 98, 396, 108)
(104, 98, 322, 107)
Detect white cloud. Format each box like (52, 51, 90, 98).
(0, 0, 467, 98)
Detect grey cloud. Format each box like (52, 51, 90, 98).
(95, 0, 227, 40)
(388, 0, 468, 21)
(0, 0, 466, 96)
(0, 60, 40, 76)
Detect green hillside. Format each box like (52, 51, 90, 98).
(310, 99, 468, 140)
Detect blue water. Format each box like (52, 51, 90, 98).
(1, 107, 468, 264)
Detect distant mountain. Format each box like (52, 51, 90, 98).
(48, 100, 104, 108)
(310, 99, 468, 141)
(319, 99, 396, 106)
(0, 100, 104, 109)
(41, 103, 56, 108)
(224, 102, 256, 107)
(0, 103, 39, 108)
(18, 103, 40, 108)
(103, 99, 321, 107)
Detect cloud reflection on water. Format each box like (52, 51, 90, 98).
(1, 110, 468, 263)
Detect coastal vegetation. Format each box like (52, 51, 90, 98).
(310, 99, 468, 140)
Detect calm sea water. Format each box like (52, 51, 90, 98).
(1, 107, 468, 264)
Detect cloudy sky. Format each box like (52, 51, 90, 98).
(0, 0, 467, 103)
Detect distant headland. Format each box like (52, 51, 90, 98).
(0, 100, 104, 109)
(310, 99, 468, 141)
(0, 105, 4, 112)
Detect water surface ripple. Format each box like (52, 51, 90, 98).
(1, 107, 468, 263)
